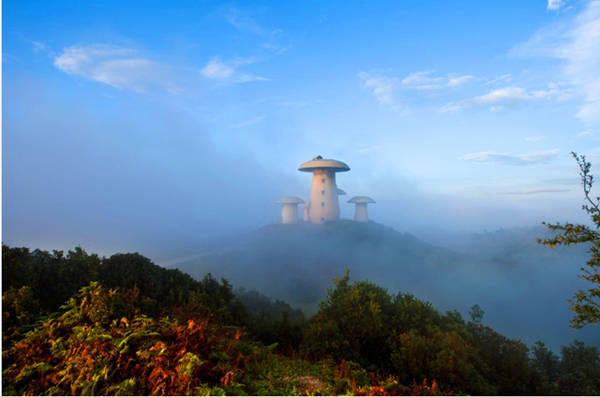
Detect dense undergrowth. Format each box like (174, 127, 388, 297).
(3, 244, 600, 395)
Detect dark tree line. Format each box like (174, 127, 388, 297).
(3, 245, 600, 395)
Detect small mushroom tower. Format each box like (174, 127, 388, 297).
(348, 196, 375, 222)
(299, 156, 350, 224)
(277, 197, 305, 224)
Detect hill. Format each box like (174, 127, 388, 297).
(173, 221, 598, 351)
(174, 221, 466, 311)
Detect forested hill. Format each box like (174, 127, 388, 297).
(172, 221, 597, 351)
(174, 221, 468, 311)
(3, 243, 600, 395)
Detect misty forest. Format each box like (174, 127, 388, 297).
(3, 153, 600, 395)
(4, 0, 600, 396)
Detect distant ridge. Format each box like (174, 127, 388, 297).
(174, 220, 468, 312)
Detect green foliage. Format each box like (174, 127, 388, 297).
(303, 269, 394, 366)
(2, 282, 256, 396)
(4, 245, 600, 396)
(2, 245, 247, 325)
(238, 295, 305, 354)
(540, 152, 600, 328)
(467, 322, 531, 395)
(2, 285, 41, 343)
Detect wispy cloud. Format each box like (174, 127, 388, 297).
(511, 0, 600, 126)
(200, 57, 269, 83)
(358, 70, 475, 111)
(485, 74, 512, 86)
(459, 149, 559, 165)
(401, 70, 474, 90)
(225, 7, 265, 35)
(447, 74, 475, 87)
(500, 187, 570, 195)
(578, 129, 599, 136)
(358, 72, 406, 112)
(440, 83, 572, 112)
(225, 7, 291, 55)
(547, 0, 565, 10)
(54, 45, 178, 93)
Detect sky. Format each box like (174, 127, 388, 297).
(3, 0, 600, 261)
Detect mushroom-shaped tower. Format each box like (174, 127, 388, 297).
(337, 188, 347, 196)
(277, 197, 305, 224)
(348, 196, 375, 222)
(299, 156, 350, 223)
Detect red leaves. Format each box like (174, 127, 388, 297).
(3, 283, 249, 396)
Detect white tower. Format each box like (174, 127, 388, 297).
(277, 197, 305, 224)
(348, 196, 375, 222)
(299, 156, 350, 224)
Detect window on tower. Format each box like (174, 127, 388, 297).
(321, 190, 325, 195)
(321, 202, 325, 207)
(321, 178, 325, 183)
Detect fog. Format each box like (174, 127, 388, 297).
(3, 73, 598, 354)
(3, 76, 587, 262)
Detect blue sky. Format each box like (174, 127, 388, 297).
(3, 0, 600, 259)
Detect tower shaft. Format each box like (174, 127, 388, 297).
(354, 203, 369, 222)
(308, 169, 339, 223)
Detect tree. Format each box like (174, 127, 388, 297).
(529, 341, 559, 395)
(540, 152, 600, 328)
(558, 340, 600, 395)
(469, 304, 485, 325)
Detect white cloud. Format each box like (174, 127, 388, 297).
(400, 70, 474, 90)
(440, 84, 571, 112)
(525, 136, 546, 142)
(578, 129, 598, 136)
(547, 0, 565, 10)
(200, 57, 269, 83)
(358, 70, 475, 110)
(401, 70, 443, 90)
(485, 74, 512, 86)
(459, 149, 559, 165)
(447, 75, 474, 87)
(200, 59, 234, 79)
(358, 72, 408, 112)
(54, 45, 176, 93)
(359, 72, 398, 105)
(511, 0, 600, 126)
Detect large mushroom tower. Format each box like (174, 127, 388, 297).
(298, 156, 350, 224)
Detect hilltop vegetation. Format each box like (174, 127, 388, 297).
(3, 244, 600, 395)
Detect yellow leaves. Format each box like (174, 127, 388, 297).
(120, 317, 129, 328)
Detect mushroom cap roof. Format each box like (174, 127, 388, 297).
(277, 196, 305, 204)
(348, 196, 376, 204)
(337, 188, 347, 195)
(298, 155, 350, 172)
